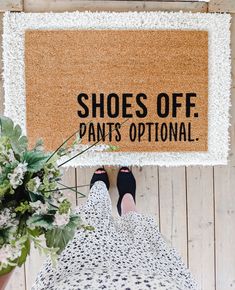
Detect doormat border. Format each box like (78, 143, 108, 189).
(3, 11, 231, 167)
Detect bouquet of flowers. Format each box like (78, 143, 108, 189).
(0, 116, 90, 276)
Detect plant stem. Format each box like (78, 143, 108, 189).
(46, 121, 92, 163)
(44, 185, 86, 197)
(58, 118, 129, 167)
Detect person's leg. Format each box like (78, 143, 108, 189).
(95, 169, 105, 173)
(121, 193, 137, 214)
(117, 167, 137, 215)
(90, 167, 110, 189)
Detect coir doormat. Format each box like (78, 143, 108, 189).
(3, 12, 231, 166)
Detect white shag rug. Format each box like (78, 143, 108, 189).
(3, 11, 231, 167)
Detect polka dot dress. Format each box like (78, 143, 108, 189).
(31, 181, 198, 290)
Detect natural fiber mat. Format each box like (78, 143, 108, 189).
(3, 12, 231, 166)
(25, 29, 208, 153)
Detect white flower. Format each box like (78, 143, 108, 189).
(8, 162, 28, 189)
(0, 143, 7, 158)
(52, 191, 65, 206)
(8, 173, 18, 189)
(7, 149, 16, 163)
(34, 177, 41, 190)
(0, 208, 17, 228)
(0, 144, 16, 164)
(53, 211, 70, 227)
(0, 235, 27, 271)
(33, 176, 41, 190)
(30, 177, 41, 193)
(0, 243, 22, 270)
(30, 200, 48, 215)
(53, 191, 64, 199)
(15, 162, 28, 174)
(47, 173, 54, 180)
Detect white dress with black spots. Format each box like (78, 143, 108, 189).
(31, 181, 198, 290)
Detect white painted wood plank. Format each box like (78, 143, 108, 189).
(186, 166, 215, 290)
(75, 167, 92, 207)
(132, 166, 160, 224)
(214, 165, 235, 290)
(230, 119, 235, 161)
(60, 167, 77, 207)
(230, 16, 235, 167)
(5, 266, 25, 290)
(25, 243, 46, 290)
(158, 167, 188, 265)
(0, 0, 22, 11)
(24, 0, 208, 13)
(133, 0, 208, 1)
(209, 0, 235, 12)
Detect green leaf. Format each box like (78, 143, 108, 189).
(45, 215, 81, 254)
(82, 225, 95, 231)
(23, 171, 34, 184)
(33, 139, 44, 151)
(0, 116, 28, 155)
(17, 238, 30, 267)
(28, 190, 39, 202)
(27, 227, 43, 238)
(0, 180, 12, 198)
(58, 199, 71, 214)
(27, 215, 55, 230)
(0, 264, 15, 276)
(22, 151, 49, 173)
(15, 201, 31, 214)
(107, 144, 119, 151)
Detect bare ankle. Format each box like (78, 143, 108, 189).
(121, 193, 137, 215)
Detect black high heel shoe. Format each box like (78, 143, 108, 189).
(116, 167, 136, 216)
(90, 167, 110, 190)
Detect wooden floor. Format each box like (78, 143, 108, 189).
(0, 1, 235, 290)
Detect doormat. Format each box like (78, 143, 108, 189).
(3, 12, 231, 166)
(25, 29, 208, 153)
